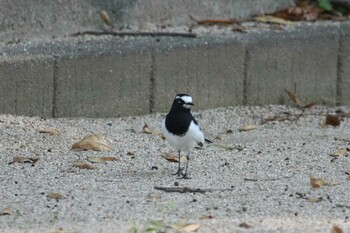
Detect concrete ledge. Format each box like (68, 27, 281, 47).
(339, 22, 350, 104)
(54, 46, 152, 118)
(0, 22, 349, 117)
(0, 56, 54, 117)
(152, 37, 245, 113)
(245, 24, 340, 106)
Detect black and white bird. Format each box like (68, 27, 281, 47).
(161, 94, 205, 179)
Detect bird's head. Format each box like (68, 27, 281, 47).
(172, 94, 194, 110)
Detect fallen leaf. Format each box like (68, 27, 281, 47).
(164, 153, 179, 162)
(47, 192, 64, 200)
(199, 215, 213, 220)
(206, 144, 235, 151)
(10, 157, 39, 165)
(99, 10, 113, 27)
(331, 148, 348, 157)
(139, 21, 158, 30)
(253, 15, 295, 25)
(310, 176, 327, 188)
(323, 115, 341, 127)
(0, 207, 13, 216)
(38, 128, 61, 136)
(197, 18, 240, 26)
(127, 151, 135, 156)
(143, 123, 162, 135)
(239, 124, 257, 132)
(73, 162, 96, 170)
(72, 134, 113, 151)
(179, 223, 201, 233)
(239, 222, 252, 228)
(285, 89, 301, 108)
(87, 157, 118, 163)
(332, 225, 344, 233)
(164, 153, 187, 163)
(214, 134, 225, 140)
(51, 228, 73, 233)
(307, 197, 323, 203)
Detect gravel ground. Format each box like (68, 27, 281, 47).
(0, 105, 350, 233)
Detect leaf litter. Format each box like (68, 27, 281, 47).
(0, 207, 13, 216)
(38, 128, 62, 136)
(72, 134, 113, 151)
(73, 162, 97, 170)
(47, 192, 65, 200)
(310, 176, 327, 188)
(9, 156, 39, 166)
(87, 157, 118, 163)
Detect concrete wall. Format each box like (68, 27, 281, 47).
(0, 22, 349, 117)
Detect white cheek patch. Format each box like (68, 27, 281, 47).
(180, 96, 192, 104)
(183, 104, 192, 109)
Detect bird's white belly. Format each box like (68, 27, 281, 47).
(161, 119, 204, 153)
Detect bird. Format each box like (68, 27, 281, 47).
(161, 94, 205, 179)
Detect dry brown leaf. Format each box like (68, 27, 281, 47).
(310, 176, 327, 188)
(253, 15, 295, 25)
(323, 115, 341, 127)
(165, 153, 179, 163)
(72, 134, 113, 151)
(38, 128, 61, 136)
(199, 215, 213, 220)
(143, 123, 162, 135)
(285, 89, 301, 108)
(307, 197, 323, 203)
(73, 162, 96, 170)
(51, 228, 73, 233)
(332, 148, 348, 157)
(10, 156, 39, 165)
(99, 10, 113, 26)
(332, 225, 344, 233)
(164, 153, 187, 163)
(87, 156, 118, 163)
(215, 134, 226, 140)
(197, 18, 240, 26)
(0, 207, 13, 216)
(239, 222, 252, 228)
(239, 124, 257, 132)
(180, 223, 201, 233)
(47, 192, 64, 200)
(139, 21, 157, 30)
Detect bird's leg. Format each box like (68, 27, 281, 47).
(172, 151, 183, 177)
(180, 152, 191, 179)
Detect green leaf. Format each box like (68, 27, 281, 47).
(318, 0, 333, 11)
(145, 228, 157, 232)
(166, 201, 178, 209)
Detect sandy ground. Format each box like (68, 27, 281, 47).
(0, 105, 350, 233)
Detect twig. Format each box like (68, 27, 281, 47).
(335, 204, 350, 209)
(244, 175, 294, 182)
(335, 138, 350, 143)
(154, 186, 232, 193)
(261, 115, 292, 125)
(71, 31, 197, 38)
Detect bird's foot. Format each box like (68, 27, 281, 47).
(172, 167, 184, 177)
(178, 171, 191, 179)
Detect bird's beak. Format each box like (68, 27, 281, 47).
(188, 102, 194, 106)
